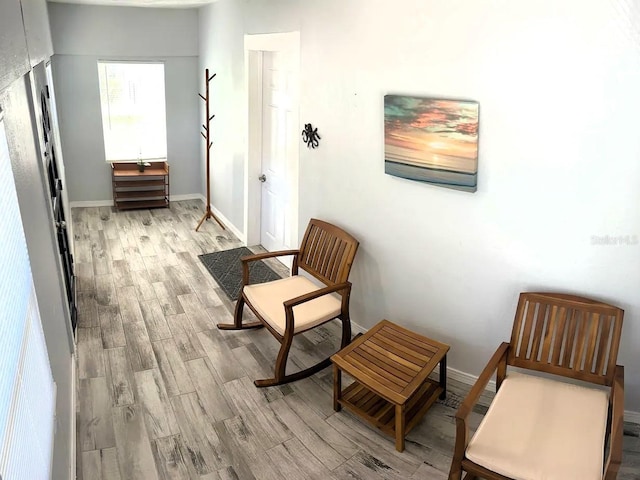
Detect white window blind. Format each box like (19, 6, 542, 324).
(98, 62, 167, 162)
(0, 118, 56, 480)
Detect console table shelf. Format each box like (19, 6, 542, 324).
(111, 161, 169, 210)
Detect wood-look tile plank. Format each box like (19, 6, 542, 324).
(133, 269, 158, 301)
(77, 327, 105, 379)
(92, 230, 112, 275)
(269, 398, 347, 470)
(116, 285, 145, 324)
(77, 291, 99, 328)
(179, 293, 215, 332)
(95, 274, 117, 306)
(104, 347, 136, 407)
(165, 313, 206, 361)
(326, 412, 421, 476)
(152, 338, 195, 397)
(75, 240, 93, 264)
(123, 321, 157, 371)
(222, 377, 291, 449)
(99, 305, 126, 349)
(76, 262, 96, 295)
(107, 238, 125, 262)
(111, 259, 133, 287)
(112, 405, 160, 480)
(166, 265, 194, 295)
(151, 435, 194, 480)
(284, 393, 358, 460)
(185, 357, 234, 422)
(134, 368, 180, 439)
(198, 329, 246, 383)
(153, 281, 185, 316)
(219, 416, 280, 480)
(123, 246, 147, 272)
(141, 299, 173, 341)
(78, 377, 116, 451)
(145, 256, 167, 283)
(137, 234, 158, 257)
(170, 393, 231, 475)
(81, 448, 122, 480)
(265, 437, 336, 480)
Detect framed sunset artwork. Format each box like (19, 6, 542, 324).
(384, 95, 479, 192)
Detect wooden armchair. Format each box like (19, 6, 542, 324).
(217, 219, 359, 387)
(449, 292, 624, 480)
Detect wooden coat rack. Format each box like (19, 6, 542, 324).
(196, 68, 225, 232)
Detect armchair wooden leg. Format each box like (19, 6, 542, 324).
(340, 316, 352, 348)
(447, 467, 463, 480)
(217, 294, 263, 330)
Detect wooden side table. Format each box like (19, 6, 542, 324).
(331, 319, 450, 452)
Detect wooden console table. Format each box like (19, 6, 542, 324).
(331, 319, 450, 452)
(111, 161, 169, 210)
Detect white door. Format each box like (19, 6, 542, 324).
(260, 50, 297, 254)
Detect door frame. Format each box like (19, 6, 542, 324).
(244, 31, 300, 249)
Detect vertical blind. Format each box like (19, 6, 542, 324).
(98, 62, 167, 162)
(0, 118, 56, 479)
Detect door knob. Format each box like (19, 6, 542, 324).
(258, 174, 267, 183)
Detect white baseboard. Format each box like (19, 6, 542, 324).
(172, 194, 203, 201)
(351, 320, 367, 336)
(69, 199, 113, 208)
(625, 409, 640, 425)
(70, 354, 76, 480)
(447, 365, 497, 392)
(70, 193, 203, 209)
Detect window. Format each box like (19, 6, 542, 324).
(98, 62, 167, 162)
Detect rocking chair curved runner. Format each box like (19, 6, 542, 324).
(217, 219, 359, 387)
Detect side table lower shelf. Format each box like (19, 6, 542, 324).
(337, 378, 443, 439)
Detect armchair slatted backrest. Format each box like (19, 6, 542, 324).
(296, 219, 360, 288)
(509, 293, 624, 386)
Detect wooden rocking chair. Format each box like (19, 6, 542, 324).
(449, 292, 624, 480)
(217, 219, 359, 387)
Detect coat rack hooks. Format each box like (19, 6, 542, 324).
(195, 68, 225, 232)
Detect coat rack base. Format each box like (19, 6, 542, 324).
(195, 206, 226, 232)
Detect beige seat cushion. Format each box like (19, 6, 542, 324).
(243, 276, 342, 336)
(466, 372, 609, 480)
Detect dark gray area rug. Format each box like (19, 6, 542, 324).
(198, 246, 282, 301)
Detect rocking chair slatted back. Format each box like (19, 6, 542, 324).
(297, 219, 359, 287)
(509, 292, 623, 386)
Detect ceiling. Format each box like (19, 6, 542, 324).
(47, 0, 217, 7)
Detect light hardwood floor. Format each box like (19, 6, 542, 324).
(73, 200, 640, 480)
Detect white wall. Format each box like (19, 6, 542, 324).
(199, 0, 640, 412)
(49, 3, 201, 202)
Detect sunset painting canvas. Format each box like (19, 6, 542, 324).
(384, 95, 479, 192)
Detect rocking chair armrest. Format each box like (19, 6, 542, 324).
(239, 249, 300, 264)
(283, 282, 352, 310)
(605, 365, 625, 478)
(239, 249, 300, 286)
(456, 342, 510, 421)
